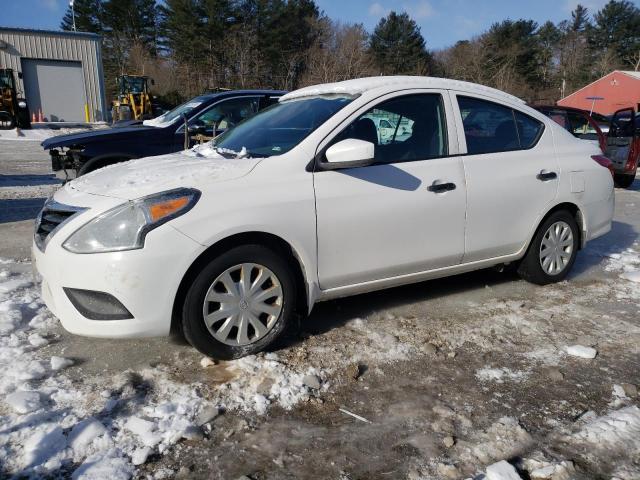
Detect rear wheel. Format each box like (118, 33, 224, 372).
(517, 210, 579, 285)
(614, 172, 636, 189)
(182, 245, 297, 359)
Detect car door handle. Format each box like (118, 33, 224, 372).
(427, 182, 456, 193)
(537, 170, 557, 181)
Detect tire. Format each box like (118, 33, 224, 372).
(77, 157, 127, 176)
(182, 244, 297, 360)
(517, 210, 579, 285)
(614, 172, 636, 189)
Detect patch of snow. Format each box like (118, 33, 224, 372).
(0, 257, 328, 478)
(50, 356, 74, 370)
(125, 417, 162, 448)
(566, 406, 640, 454)
(68, 418, 108, 452)
(344, 317, 414, 361)
(476, 367, 528, 383)
(23, 425, 67, 471)
(459, 416, 533, 466)
(28, 333, 49, 347)
(5, 390, 41, 413)
(224, 354, 326, 414)
(280, 76, 525, 105)
(66, 153, 259, 199)
(620, 270, 640, 283)
(72, 449, 135, 480)
(565, 345, 597, 359)
(485, 460, 522, 480)
(0, 125, 104, 142)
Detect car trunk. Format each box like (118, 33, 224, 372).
(604, 107, 638, 174)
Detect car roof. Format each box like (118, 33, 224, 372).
(198, 89, 287, 102)
(280, 76, 525, 106)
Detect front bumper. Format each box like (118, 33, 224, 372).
(32, 224, 205, 339)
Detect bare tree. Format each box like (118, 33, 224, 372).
(300, 18, 375, 86)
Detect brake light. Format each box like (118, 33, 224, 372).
(592, 154, 614, 177)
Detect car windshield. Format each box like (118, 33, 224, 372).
(120, 76, 146, 94)
(211, 95, 356, 157)
(143, 96, 209, 127)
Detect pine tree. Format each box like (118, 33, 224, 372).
(102, 0, 159, 55)
(590, 0, 640, 69)
(482, 19, 542, 89)
(369, 12, 431, 75)
(60, 0, 103, 33)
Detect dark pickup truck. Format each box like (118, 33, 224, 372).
(43, 89, 286, 178)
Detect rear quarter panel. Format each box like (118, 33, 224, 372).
(550, 122, 614, 242)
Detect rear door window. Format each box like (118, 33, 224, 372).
(515, 111, 545, 148)
(458, 96, 543, 154)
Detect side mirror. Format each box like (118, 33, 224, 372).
(321, 139, 375, 170)
(188, 124, 207, 134)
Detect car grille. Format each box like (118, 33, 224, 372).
(35, 200, 87, 251)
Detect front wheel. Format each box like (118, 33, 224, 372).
(614, 172, 636, 189)
(182, 245, 297, 359)
(517, 211, 579, 285)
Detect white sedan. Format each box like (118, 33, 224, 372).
(33, 76, 614, 359)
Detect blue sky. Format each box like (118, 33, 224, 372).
(2, 0, 622, 50)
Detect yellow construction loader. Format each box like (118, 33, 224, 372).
(0, 68, 31, 129)
(111, 75, 154, 123)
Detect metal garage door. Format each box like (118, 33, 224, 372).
(21, 59, 86, 122)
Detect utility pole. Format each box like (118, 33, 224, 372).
(70, 0, 77, 32)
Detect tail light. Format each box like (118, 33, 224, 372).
(592, 154, 614, 177)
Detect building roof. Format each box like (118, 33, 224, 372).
(280, 76, 526, 105)
(0, 26, 100, 40)
(560, 70, 640, 102)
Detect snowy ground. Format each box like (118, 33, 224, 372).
(0, 123, 108, 142)
(0, 141, 639, 479)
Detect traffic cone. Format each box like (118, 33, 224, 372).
(38, 109, 43, 123)
(32, 112, 36, 123)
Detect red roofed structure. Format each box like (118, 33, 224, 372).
(557, 70, 640, 115)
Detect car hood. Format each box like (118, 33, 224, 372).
(63, 151, 261, 200)
(41, 126, 157, 149)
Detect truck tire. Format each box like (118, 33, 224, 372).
(77, 157, 129, 176)
(614, 172, 636, 189)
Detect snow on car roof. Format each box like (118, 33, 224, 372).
(280, 76, 525, 105)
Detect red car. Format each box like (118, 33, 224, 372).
(535, 105, 639, 188)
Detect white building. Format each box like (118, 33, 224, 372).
(0, 27, 107, 122)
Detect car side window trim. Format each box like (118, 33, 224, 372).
(312, 91, 453, 171)
(452, 93, 545, 156)
(174, 96, 262, 133)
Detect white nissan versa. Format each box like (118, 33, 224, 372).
(33, 77, 614, 359)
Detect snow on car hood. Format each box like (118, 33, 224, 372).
(65, 150, 260, 200)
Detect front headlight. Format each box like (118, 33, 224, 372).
(18, 101, 27, 109)
(62, 188, 200, 254)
